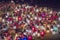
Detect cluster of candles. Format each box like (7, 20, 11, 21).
(0, 1, 60, 40)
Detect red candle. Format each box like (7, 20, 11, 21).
(32, 26, 36, 32)
(40, 31, 45, 37)
(18, 16, 22, 21)
(8, 17, 13, 21)
(28, 36, 32, 40)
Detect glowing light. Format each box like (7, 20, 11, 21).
(32, 33, 36, 36)
(46, 30, 50, 33)
(58, 17, 60, 21)
(23, 36, 28, 40)
(28, 36, 32, 40)
(18, 16, 22, 21)
(34, 16, 37, 20)
(36, 9, 39, 12)
(13, 26, 16, 29)
(53, 27, 58, 32)
(40, 31, 45, 37)
(2, 19, 5, 22)
(37, 33, 40, 37)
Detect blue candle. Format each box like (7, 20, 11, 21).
(23, 36, 28, 40)
(53, 27, 58, 32)
(18, 37, 22, 40)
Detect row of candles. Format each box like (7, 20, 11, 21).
(0, 1, 60, 40)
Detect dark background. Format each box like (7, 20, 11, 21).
(0, 0, 60, 10)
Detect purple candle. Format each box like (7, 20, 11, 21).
(41, 13, 46, 18)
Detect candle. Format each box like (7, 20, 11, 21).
(28, 36, 32, 40)
(40, 31, 45, 37)
(23, 36, 28, 40)
(53, 27, 58, 32)
(32, 26, 36, 32)
(18, 16, 22, 21)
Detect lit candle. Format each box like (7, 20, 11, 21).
(41, 13, 46, 18)
(32, 33, 36, 37)
(23, 36, 28, 40)
(18, 16, 22, 21)
(32, 26, 36, 32)
(40, 31, 45, 37)
(53, 27, 58, 32)
(8, 17, 13, 21)
(28, 36, 32, 40)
